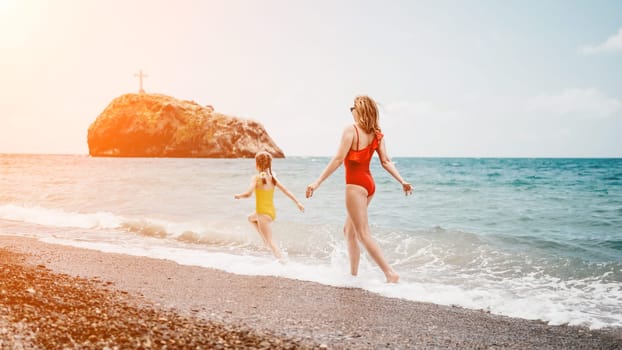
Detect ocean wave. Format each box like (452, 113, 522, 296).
(594, 239, 622, 252)
(0, 204, 121, 229)
(0, 204, 203, 239)
(0, 203, 289, 251)
(510, 179, 533, 186)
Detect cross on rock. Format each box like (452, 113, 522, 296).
(134, 69, 148, 94)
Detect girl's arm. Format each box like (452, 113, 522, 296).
(306, 125, 354, 198)
(376, 138, 414, 196)
(234, 176, 256, 199)
(275, 179, 305, 212)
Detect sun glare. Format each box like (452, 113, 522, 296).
(0, 0, 17, 14)
(0, 0, 47, 48)
(0, 0, 19, 36)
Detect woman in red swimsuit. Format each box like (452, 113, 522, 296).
(306, 95, 413, 283)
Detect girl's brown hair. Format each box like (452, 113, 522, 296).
(352, 95, 381, 134)
(255, 151, 277, 185)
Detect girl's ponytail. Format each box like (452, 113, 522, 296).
(255, 151, 275, 185)
(268, 167, 277, 185)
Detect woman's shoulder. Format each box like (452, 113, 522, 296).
(342, 124, 357, 133)
(339, 124, 357, 139)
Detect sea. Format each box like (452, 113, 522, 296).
(1, 154, 621, 329)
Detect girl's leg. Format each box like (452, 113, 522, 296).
(345, 185, 399, 283)
(247, 213, 267, 244)
(256, 214, 282, 259)
(248, 213, 272, 250)
(344, 216, 361, 276)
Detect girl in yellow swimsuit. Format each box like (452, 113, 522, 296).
(234, 151, 304, 259)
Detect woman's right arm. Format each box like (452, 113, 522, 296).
(306, 126, 354, 198)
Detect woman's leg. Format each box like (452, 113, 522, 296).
(344, 216, 361, 276)
(345, 184, 399, 283)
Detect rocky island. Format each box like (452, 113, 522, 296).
(87, 93, 284, 158)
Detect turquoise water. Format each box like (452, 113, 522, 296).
(0, 155, 620, 328)
(406, 158, 622, 263)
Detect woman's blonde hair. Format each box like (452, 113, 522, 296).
(352, 95, 381, 133)
(255, 151, 276, 185)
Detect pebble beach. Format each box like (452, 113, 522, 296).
(1, 235, 621, 349)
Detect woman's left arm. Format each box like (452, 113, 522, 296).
(305, 125, 354, 198)
(377, 138, 414, 195)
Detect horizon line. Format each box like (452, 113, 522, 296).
(1, 152, 621, 159)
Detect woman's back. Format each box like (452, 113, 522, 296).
(350, 124, 377, 151)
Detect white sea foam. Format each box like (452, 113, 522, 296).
(0, 204, 121, 229)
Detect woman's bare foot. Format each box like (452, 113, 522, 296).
(386, 271, 400, 283)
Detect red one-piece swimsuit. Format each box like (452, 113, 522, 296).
(344, 125, 383, 197)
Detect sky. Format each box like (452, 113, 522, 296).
(1, 0, 621, 157)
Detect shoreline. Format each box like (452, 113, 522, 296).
(1, 235, 621, 349)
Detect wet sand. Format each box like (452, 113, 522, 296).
(1, 235, 621, 349)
